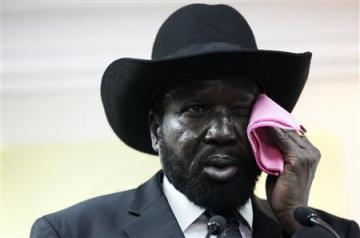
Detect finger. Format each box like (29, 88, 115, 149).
(285, 130, 321, 158)
(284, 130, 308, 149)
(263, 127, 308, 167)
(264, 127, 299, 153)
(282, 129, 321, 168)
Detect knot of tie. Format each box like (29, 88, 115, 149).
(205, 210, 243, 238)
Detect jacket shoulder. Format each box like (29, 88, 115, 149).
(30, 189, 137, 238)
(315, 209, 360, 237)
(253, 197, 359, 237)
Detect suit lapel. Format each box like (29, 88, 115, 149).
(123, 172, 284, 238)
(252, 196, 283, 238)
(124, 171, 185, 238)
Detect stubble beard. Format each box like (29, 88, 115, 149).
(159, 142, 261, 215)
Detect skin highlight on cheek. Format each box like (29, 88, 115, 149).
(179, 129, 197, 144)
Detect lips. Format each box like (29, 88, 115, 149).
(202, 155, 239, 182)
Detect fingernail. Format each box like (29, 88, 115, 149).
(300, 125, 307, 133)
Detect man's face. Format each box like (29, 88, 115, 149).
(150, 77, 261, 214)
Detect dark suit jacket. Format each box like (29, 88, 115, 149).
(31, 171, 359, 238)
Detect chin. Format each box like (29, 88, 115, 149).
(187, 172, 259, 214)
(163, 161, 261, 215)
(159, 142, 261, 215)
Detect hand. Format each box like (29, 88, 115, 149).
(264, 127, 321, 235)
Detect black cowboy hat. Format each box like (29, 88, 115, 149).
(101, 4, 312, 155)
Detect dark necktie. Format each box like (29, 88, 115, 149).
(205, 210, 243, 238)
(218, 216, 243, 238)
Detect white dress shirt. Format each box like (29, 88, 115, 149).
(162, 176, 253, 238)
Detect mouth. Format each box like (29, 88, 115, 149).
(202, 155, 239, 182)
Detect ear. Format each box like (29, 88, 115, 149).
(148, 111, 162, 153)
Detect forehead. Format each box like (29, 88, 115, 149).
(164, 76, 260, 104)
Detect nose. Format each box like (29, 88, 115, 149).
(205, 115, 237, 145)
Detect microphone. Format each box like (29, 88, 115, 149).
(294, 207, 340, 238)
(205, 215, 226, 238)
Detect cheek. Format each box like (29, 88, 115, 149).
(162, 119, 203, 157)
(233, 118, 253, 151)
(234, 117, 250, 134)
(233, 115, 249, 127)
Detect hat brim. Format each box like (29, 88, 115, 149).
(101, 49, 311, 155)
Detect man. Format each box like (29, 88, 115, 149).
(31, 4, 359, 238)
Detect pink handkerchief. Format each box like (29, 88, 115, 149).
(247, 94, 305, 176)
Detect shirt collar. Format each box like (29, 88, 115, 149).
(162, 175, 253, 232)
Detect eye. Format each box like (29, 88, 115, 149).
(183, 105, 208, 117)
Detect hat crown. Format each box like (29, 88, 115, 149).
(152, 4, 257, 60)
(101, 3, 311, 155)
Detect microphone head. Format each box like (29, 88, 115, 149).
(207, 215, 226, 235)
(294, 206, 317, 227)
